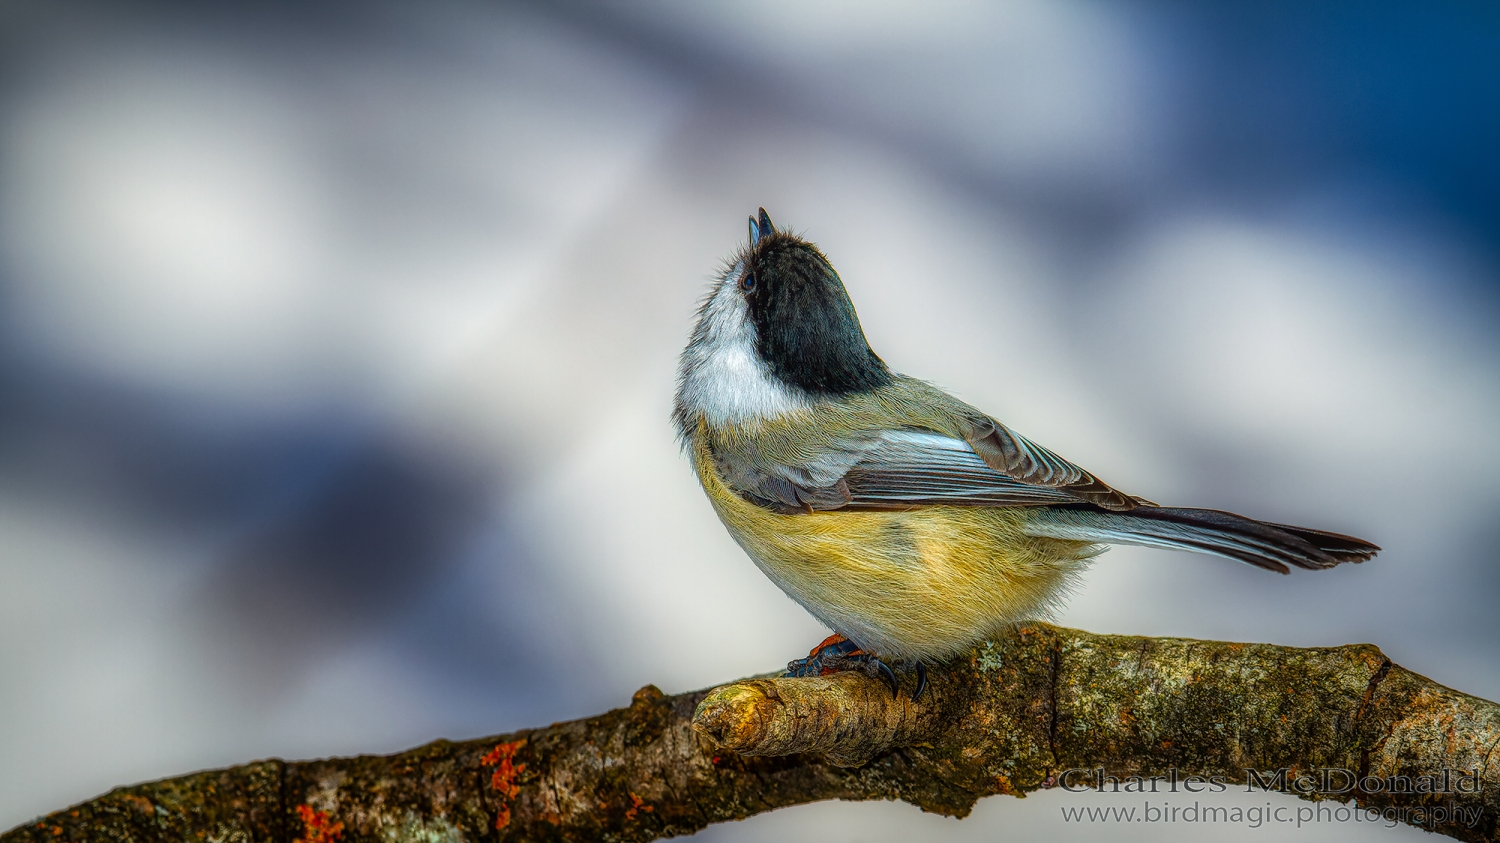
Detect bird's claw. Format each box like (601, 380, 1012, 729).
(785, 635, 927, 700)
(873, 659, 899, 698)
(785, 634, 865, 677)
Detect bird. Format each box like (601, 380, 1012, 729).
(672, 208, 1378, 699)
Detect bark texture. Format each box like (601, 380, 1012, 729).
(5, 624, 1498, 842)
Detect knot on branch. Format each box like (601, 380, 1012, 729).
(691, 671, 933, 766)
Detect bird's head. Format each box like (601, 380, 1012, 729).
(675, 209, 890, 434)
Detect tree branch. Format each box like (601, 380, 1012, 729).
(6, 624, 1497, 842)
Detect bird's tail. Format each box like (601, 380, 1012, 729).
(1022, 505, 1378, 574)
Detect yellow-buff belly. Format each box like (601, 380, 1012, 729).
(692, 436, 1100, 661)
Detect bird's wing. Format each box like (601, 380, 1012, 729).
(962, 416, 1141, 510)
(880, 376, 1140, 510)
(714, 428, 1087, 513)
(840, 430, 1086, 509)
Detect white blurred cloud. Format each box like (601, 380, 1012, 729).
(1092, 215, 1500, 520)
(624, 0, 1168, 189)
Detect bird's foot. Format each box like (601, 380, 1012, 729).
(784, 634, 928, 700)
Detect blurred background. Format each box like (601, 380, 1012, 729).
(1, 2, 1497, 841)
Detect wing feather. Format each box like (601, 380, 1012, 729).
(965, 418, 1138, 510)
(841, 430, 1079, 508)
(714, 428, 1086, 511)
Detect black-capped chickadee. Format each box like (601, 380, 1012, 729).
(673, 209, 1377, 697)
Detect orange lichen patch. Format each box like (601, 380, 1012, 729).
(993, 775, 1015, 796)
(120, 794, 154, 814)
(494, 804, 512, 831)
(481, 740, 527, 798)
(50, 827, 61, 836)
(294, 804, 344, 843)
(624, 792, 653, 821)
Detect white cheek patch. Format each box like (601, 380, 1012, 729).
(676, 265, 810, 427)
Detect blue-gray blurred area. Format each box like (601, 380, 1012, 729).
(1, 2, 1497, 841)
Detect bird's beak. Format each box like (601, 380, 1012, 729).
(749, 208, 776, 246)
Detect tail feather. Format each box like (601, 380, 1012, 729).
(1023, 506, 1379, 575)
(1260, 521, 1382, 565)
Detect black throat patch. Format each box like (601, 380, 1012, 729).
(744, 234, 892, 397)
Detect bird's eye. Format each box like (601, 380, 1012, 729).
(741, 272, 756, 291)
